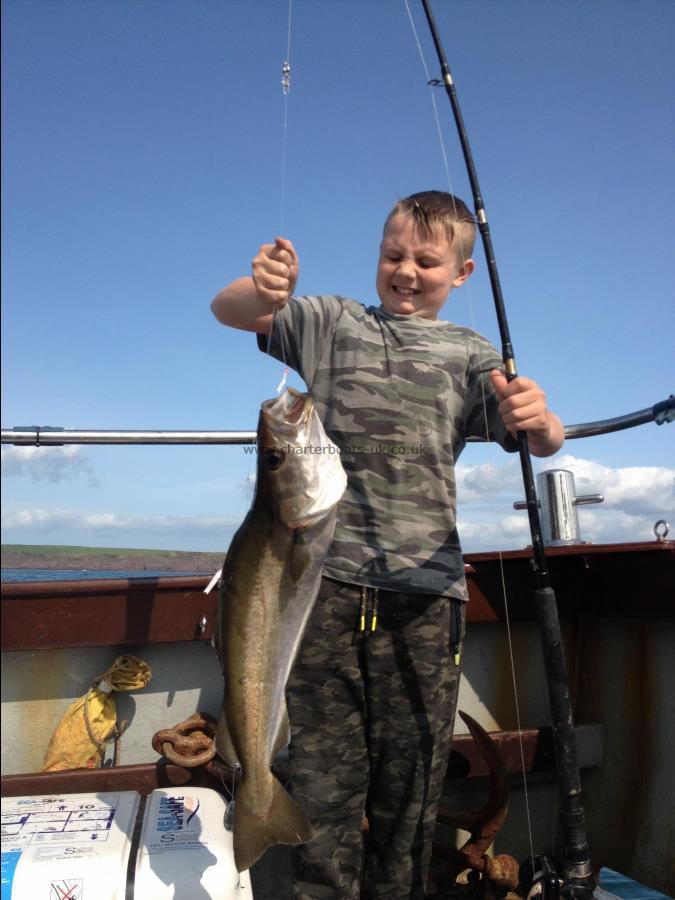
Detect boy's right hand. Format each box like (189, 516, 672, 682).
(252, 237, 299, 308)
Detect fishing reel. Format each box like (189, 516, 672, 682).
(520, 855, 595, 900)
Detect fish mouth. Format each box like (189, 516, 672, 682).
(261, 388, 312, 436)
(258, 389, 347, 528)
(284, 393, 308, 424)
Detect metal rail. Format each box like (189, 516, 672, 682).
(563, 395, 673, 439)
(0, 428, 258, 446)
(2, 396, 671, 446)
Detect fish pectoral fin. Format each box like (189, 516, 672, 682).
(289, 530, 312, 584)
(233, 777, 314, 872)
(215, 707, 240, 768)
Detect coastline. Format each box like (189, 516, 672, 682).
(1, 544, 224, 573)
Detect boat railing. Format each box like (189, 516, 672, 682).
(1, 395, 673, 446)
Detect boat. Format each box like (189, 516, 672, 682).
(2, 400, 673, 898)
(2, 0, 673, 893)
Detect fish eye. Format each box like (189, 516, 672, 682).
(265, 450, 285, 471)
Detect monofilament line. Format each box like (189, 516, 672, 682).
(267, 0, 293, 373)
(499, 557, 536, 871)
(403, 0, 452, 190)
(403, 0, 536, 868)
(279, 0, 293, 236)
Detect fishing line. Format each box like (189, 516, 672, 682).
(498, 557, 536, 861)
(403, 0, 537, 869)
(405, 0, 492, 423)
(402, 0, 493, 432)
(403, 0, 452, 189)
(418, 3, 595, 885)
(280, 0, 293, 236)
(266, 0, 293, 392)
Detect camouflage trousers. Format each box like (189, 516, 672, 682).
(286, 576, 465, 900)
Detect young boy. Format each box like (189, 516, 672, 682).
(211, 191, 563, 900)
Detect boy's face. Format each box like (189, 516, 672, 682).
(376, 213, 474, 319)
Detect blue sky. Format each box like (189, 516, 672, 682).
(2, 0, 673, 554)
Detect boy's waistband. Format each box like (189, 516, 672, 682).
(321, 574, 464, 603)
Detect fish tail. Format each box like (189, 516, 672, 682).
(233, 776, 313, 872)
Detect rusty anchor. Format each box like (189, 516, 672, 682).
(436, 710, 520, 896)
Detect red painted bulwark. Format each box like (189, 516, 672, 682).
(1, 542, 673, 651)
(1, 576, 218, 650)
(463, 541, 674, 623)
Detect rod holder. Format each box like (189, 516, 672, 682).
(513, 469, 604, 546)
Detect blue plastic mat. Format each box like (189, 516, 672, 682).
(599, 868, 672, 900)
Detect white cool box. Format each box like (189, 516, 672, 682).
(1, 787, 253, 900)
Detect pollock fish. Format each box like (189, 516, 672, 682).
(213, 388, 347, 872)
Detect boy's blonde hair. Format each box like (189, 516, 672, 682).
(385, 191, 476, 261)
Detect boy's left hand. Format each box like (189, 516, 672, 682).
(490, 370, 564, 457)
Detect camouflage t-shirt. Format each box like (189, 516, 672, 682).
(258, 295, 517, 600)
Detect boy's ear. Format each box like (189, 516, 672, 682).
(453, 258, 475, 287)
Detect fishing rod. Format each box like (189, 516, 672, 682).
(419, 1, 595, 896)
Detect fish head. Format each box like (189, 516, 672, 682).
(257, 388, 347, 529)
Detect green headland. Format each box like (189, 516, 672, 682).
(1, 544, 223, 572)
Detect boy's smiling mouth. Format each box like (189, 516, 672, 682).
(392, 286, 420, 295)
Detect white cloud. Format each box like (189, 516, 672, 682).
(457, 454, 674, 552)
(542, 454, 674, 516)
(1, 446, 100, 487)
(2, 454, 672, 554)
(1, 508, 241, 538)
(455, 458, 522, 503)
(570, 508, 668, 544)
(457, 514, 531, 552)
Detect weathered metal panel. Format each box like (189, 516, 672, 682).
(571, 617, 675, 896)
(1, 642, 223, 774)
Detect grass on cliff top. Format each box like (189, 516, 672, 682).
(1, 544, 220, 558)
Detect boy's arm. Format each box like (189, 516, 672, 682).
(211, 237, 299, 335)
(490, 371, 564, 458)
(211, 277, 275, 335)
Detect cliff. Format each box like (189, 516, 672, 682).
(1, 544, 224, 573)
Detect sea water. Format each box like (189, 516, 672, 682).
(1, 568, 208, 583)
